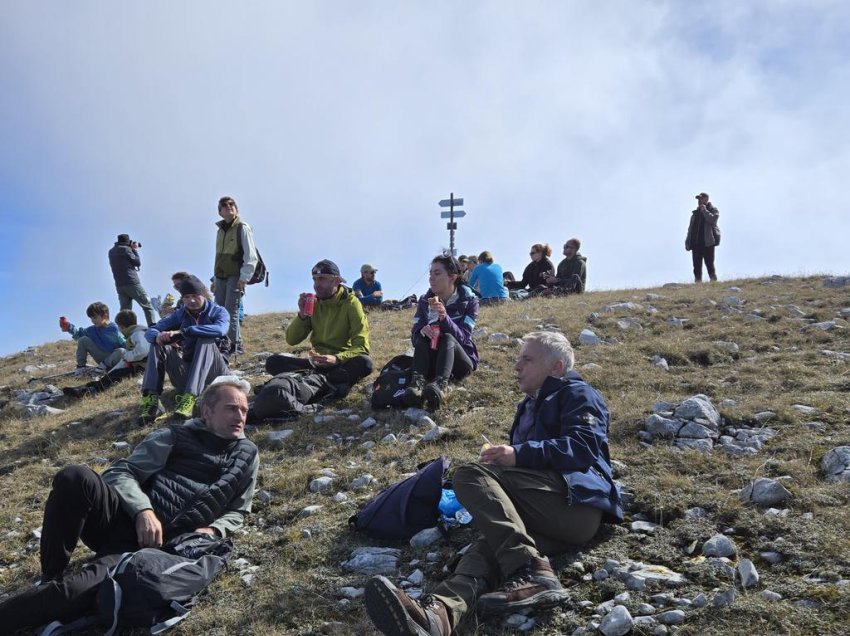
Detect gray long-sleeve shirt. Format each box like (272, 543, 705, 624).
(101, 419, 259, 537)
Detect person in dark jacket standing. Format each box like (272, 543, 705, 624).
(139, 275, 231, 423)
(404, 254, 479, 411)
(685, 192, 720, 282)
(366, 331, 622, 636)
(108, 233, 156, 325)
(212, 196, 258, 354)
(0, 378, 259, 632)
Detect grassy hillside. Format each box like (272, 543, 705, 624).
(1, 275, 848, 635)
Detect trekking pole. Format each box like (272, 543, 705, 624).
(27, 369, 80, 384)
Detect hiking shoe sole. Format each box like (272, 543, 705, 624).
(365, 576, 429, 636)
(478, 587, 570, 614)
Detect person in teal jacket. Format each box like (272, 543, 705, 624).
(60, 302, 127, 373)
(468, 251, 509, 305)
(265, 259, 373, 395)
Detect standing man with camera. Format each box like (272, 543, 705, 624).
(212, 196, 258, 355)
(108, 233, 156, 326)
(685, 192, 720, 282)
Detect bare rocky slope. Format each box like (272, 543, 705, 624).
(1, 275, 849, 635)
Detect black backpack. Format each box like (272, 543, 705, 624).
(252, 370, 334, 421)
(349, 456, 449, 540)
(371, 354, 414, 409)
(39, 532, 232, 635)
(247, 249, 269, 286)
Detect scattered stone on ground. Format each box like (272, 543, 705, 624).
(342, 547, 401, 575)
(821, 447, 850, 482)
(740, 477, 792, 506)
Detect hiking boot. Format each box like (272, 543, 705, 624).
(139, 393, 165, 425)
(477, 556, 569, 614)
(422, 377, 450, 412)
(73, 366, 89, 377)
(366, 576, 452, 636)
(403, 373, 427, 407)
(173, 393, 197, 419)
(62, 385, 94, 399)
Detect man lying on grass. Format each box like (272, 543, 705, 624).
(0, 378, 259, 632)
(365, 331, 623, 636)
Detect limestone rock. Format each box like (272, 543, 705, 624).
(309, 476, 334, 493)
(821, 446, 850, 482)
(737, 558, 759, 588)
(702, 534, 737, 558)
(598, 605, 633, 636)
(578, 329, 599, 346)
(410, 527, 443, 548)
(740, 478, 791, 506)
(673, 395, 720, 428)
(342, 547, 401, 575)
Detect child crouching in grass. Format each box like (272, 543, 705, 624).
(62, 309, 149, 398)
(60, 302, 126, 375)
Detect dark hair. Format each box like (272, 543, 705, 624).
(218, 196, 238, 211)
(86, 302, 110, 319)
(566, 237, 581, 250)
(478, 250, 494, 264)
(171, 271, 191, 282)
(431, 253, 463, 287)
(532, 243, 552, 257)
(503, 271, 516, 283)
(114, 310, 138, 328)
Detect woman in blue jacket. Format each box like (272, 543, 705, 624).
(405, 254, 479, 411)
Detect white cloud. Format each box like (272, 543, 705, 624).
(1, 1, 848, 354)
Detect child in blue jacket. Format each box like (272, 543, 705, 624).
(60, 302, 126, 374)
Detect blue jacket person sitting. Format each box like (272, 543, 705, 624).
(365, 331, 622, 636)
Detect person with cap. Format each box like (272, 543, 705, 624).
(352, 264, 384, 306)
(212, 196, 259, 354)
(138, 275, 231, 423)
(262, 259, 373, 397)
(685, 192, 720, 282)
(108, 233, 156, 326)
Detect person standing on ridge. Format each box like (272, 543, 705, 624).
(212, 196, 258, 354)
(685, 192, 720, 282)
(108, 234, 156, 326)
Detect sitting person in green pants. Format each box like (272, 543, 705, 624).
(365, 331, 623, 636)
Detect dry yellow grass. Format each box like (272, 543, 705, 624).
(1, 275, 849, 634)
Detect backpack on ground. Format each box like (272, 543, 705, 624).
(370, 354, 414, 409)
(349, 456, 449, 540)
(252, 370, 334, 421)
(39, 532, 232, 636)
(247, 249, 269, 286)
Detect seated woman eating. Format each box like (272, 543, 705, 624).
(405, 254, 479, 411)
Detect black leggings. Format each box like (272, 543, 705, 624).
(265, 353, 374, 385)
(413, 333, 473, 381)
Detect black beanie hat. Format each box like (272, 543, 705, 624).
(176, 275, 207, 297)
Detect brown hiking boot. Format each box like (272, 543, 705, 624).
(365, 575, 452, 636)
(477, 556, 569, 614)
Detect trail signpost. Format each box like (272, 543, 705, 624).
(439, 193, 465, 256)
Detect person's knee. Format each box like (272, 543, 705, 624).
(52, 465, 94, 494)
(453, 463, 489, 497)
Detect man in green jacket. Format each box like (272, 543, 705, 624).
(264, 259, 373, 395)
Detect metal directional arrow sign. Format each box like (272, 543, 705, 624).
(439, 198, 464, 207)
(440, 210, 466, 219)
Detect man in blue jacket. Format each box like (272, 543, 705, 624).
(365, 331, 623, 636)
(139, 275, 231, 423)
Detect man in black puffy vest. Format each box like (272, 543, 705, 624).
(0, 378, 259, 631)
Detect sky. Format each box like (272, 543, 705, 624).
(2, 1, 849, 356)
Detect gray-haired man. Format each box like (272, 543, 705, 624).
(365, 331, 622, 636)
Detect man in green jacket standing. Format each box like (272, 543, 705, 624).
(212, 196, 258, 354)
(264, 259, 373, 396)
